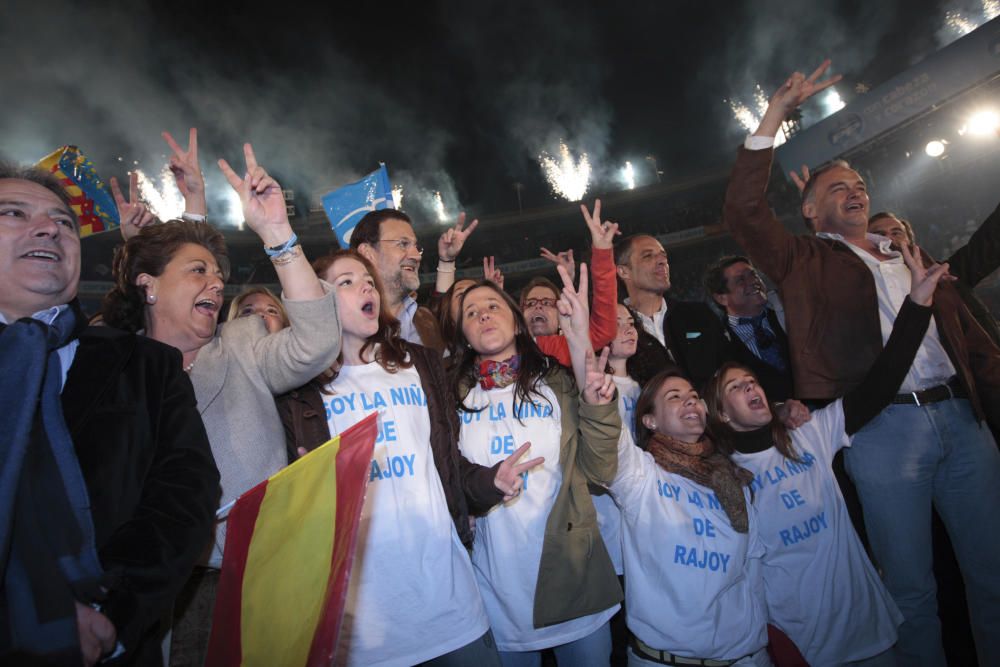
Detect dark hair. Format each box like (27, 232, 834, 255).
(868, 211, 915, 244)
(518, 277, 560, 311)
(613, 233, 658, 267)
(434, 278, 477, 358)
(633, 366, 691, 450)
(0, 162, 78, 228)
(703, 255, 753, 305)
(800, 159, 853, 230)
(348, 209, 413, 250)
(451, 280, 557, 420)
(312, 249, 412, 384)
(102, 220, 230, 332)
(703, 361, 802, 463)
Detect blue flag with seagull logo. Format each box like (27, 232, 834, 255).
(321, 164, 395, 247)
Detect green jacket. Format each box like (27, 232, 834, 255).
(461, 365, 624, 628)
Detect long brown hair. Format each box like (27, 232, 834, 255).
(703, 361, 802, 462)
(102, 220, 230, 332)
(451, 280, 556, 419)
(312, 249, 411, 382)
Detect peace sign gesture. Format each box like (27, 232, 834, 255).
(110, 171, 157, 241)
(218, 143, 291, 246)
(438, 211, 479, 262)
(580, 199, 620, 249)
(581, 347, 615, 405)
(555, 262, 590, 347)
(494, 442, 545, 502)
(756, 60, 842, 139)
(900, 243, 954, 306)
(162, 128, 205, 210)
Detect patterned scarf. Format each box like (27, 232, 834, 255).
(477, 355, 521, 390)
(648, 432, 754, 533)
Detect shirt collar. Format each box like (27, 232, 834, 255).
(623, 296, 668, 319)
(0, 303, 69, 326)
(816, 231, 900, 257)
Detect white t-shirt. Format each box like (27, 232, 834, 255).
(326, 361, 488, 667)
(731, 401, 902, 666)
(458, 381, 619, 651)
(592, 375, 641, 577)
(610, 434, 768, 660)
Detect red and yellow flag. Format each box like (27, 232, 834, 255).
(206, 414, 377, 667)
(35, 146, 120, 237)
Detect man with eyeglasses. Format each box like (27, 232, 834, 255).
(352, 209, 476, 352)
(704, 255, 792, 402)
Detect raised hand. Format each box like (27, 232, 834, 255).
(110, 171, 157, 241)
(218, 143, 291, 246)
(495, 441, 545, 502)
(483, 255, 504, 289)
(581, 347, 615, 405)
(789, 165, 811, 193)
(555, 262, 590, 345)
(540, 247, 575, 282)
(438, 211, 479, 262)
(900, 243, 954, 306)
(756, 60, 842, 138)
(580, 199, 620, 249)
(162, 128, 205, 212)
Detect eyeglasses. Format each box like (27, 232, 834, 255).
(378, 238, 424, 254)
(525, 298, 557, 309)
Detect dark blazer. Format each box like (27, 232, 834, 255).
(64, 327, 219, 665)
(276, 342, 502, 547)
(722, 308, 794, 403)
(724, 146, 1000, 423)
(626, 299, 731, 391)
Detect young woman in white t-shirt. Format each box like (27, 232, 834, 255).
(315, 249, 537, 667)
(452, 265, 623, 667)
(614, 368, 770, 667)
(701, 246, 949, 667)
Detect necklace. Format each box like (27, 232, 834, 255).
(184, 361, 195, 373)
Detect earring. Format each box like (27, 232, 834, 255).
(147, 294, 157, 304)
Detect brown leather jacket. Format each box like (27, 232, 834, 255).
(275, 341, 502, 546)
(723, 146, 1000, 423)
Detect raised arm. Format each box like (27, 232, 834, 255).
(945, 199, 1000, 287)
(163, 128, 207, 218)
(435, 212, 479, 293)
(841, 244, 951, 434)
(580, 199, 619, 351)
(723, 60, 841, 284)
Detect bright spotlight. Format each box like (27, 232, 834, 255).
(965, 110, 1000, 136)
(925, 140, 947, 157)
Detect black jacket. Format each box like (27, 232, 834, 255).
(64, 327, 220, 665)
(722, 308, 795, 403)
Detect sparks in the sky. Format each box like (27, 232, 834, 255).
(433, 190, 447, 222)
(538, 140, 591, 202)
(391, 185, 404, 210)
(727, 84, 786, 146)
(622, 161, 636, 190)
(134, 164, 184, 221)
(822, 87, 846, 116)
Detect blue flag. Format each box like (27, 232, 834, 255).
(321, 164, 395, 247)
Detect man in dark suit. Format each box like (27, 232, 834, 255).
(0, 164, 219, 666)
(614, 234, 728, 389)
(703, 255, 793, 401)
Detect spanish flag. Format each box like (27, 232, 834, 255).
(35, 146, 120, 237)
(206, 414, 377, 667)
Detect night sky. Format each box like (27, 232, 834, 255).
(0, 0, 975, 229)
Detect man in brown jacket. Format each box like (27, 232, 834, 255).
(724, 61, 1000, 667)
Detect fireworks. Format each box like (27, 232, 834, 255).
(433, 190, 447, 222)
(822, 87, 846, 116)
(622, 161, 636, 190)
(134, 164, 184, 221)
(726, 84, 786, 146)
(943, 1, 999, 39)
(221, 185, 244, 230)
(538, 140, 591, 202)
(391, 185, 404, 210)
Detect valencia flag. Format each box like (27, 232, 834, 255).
(206, 414, 377, 667)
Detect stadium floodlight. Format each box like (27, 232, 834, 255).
(925, 140, 947, 157)
(962, 110, 1000, 136)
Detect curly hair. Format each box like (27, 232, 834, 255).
(311, 248, 412, 383)
(101, 220, 230, 332)
(450, 280, 556, 420)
